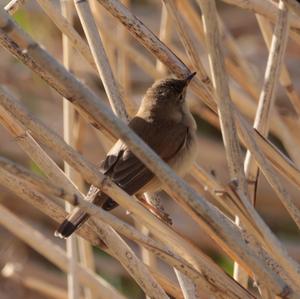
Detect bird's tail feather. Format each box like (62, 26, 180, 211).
(54, 211, 89, 238)
(54, 189, 118, 239)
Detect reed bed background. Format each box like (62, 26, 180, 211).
(0, 0, 300, 298)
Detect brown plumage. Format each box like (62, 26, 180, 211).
(55, 72, 198, 238)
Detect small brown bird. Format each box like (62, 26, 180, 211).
(55, 72, 198, 238)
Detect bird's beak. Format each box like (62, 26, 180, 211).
(184, 72, 197, 85)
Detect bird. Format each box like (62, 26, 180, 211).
(55, 72, 198, 238)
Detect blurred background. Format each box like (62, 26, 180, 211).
(0, 0, 300, 298)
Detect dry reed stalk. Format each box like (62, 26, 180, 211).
(35, 0, 96, 70)
(252, 130, 300, 188)
(78, 240, 96, 299)
(74, 0, 128, 121)
(5, 0, 300, 173)
(257, 15, 300, 116)
(0, 0, 294, 264)
(0, 15, 296, 295)
(0, 2, 300, 298)
(244, 0, 290, 203)
(191, 163, 300, 287)
(0, 157, 199, 285)
(178, 0, 300, 167)
(3, 151, 300, 297)
(87, 0, 300, 170)
(0, 92, 234, 298)
(61, 2, 81, 299)
(177, 0, 298, 225)
(154, 5, 197, 296)
(91, 0, 118, 75)
(156, 2, 171, 75)
(284, 0, 300, 16)
(0, 155, 182, 299)
(99, 25, 162, 79)
(2, 263, 69, 299)
(0, 116, 169, 297)
(2, 90, 298, 298)
(151, 271, 184, 299)
(117, 0, 134, 116)
(163, 0, 213, 93)
(4, 0, 27, 14)
(0, 166, 170, 299)
(177, 0, 258, 101)
(0, 91, 255, 299)
(161, 6, 282, 274)
(220, 0, 300, 48)
(89, 0, 300, 195)
(174, 269, 198, 299)
(220, 0, 300, 29)
(196, 0, 250, 287)
(0, 155, 255, 299)
(0, 204, 126, 299)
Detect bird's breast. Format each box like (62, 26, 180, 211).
(169, 128, 198, 176)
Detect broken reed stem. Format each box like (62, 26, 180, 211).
(244, 0, 290, 203)
(61, 2, 81, 299)
(74, 0, 128, 121)
(0, 204, 126, 299)
(0, 89, 255, 299)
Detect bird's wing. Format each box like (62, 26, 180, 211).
(100, 116, 188, 195)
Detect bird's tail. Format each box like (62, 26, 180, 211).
(54, 188, 118, 239)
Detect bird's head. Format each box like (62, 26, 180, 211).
(139, 72, 197, 119)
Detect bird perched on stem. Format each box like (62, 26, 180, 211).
(55, 72, 198, 238)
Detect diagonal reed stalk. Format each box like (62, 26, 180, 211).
(0, 7, 300, 296)
(1, 0, 300, 298)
